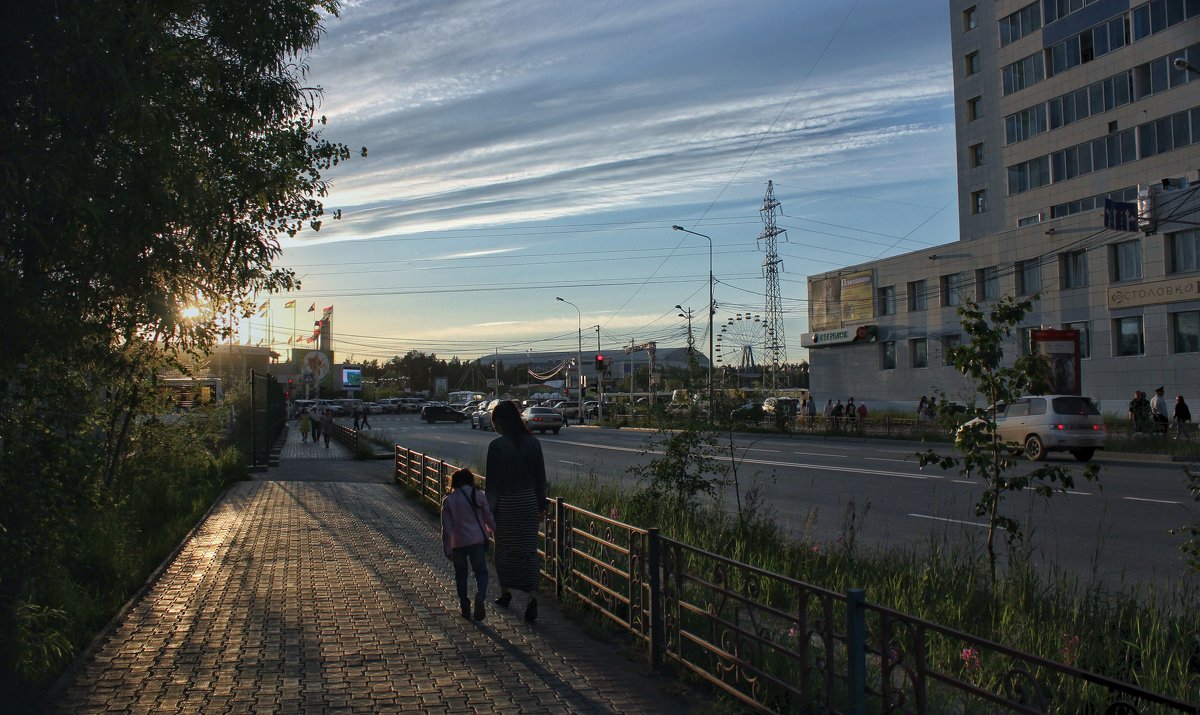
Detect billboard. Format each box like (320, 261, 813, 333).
(1031, 328, 1080, 396)
(341, 367, 362, 390)
(809, 270, 874, 331)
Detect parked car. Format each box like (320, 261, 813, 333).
(552, 401, 581, 422)
(471, 401, 495, 431)
(421, 403, 467, 423)
(364, 402, 385, 414)
(396, 398, 422, 413)
(521, 406, 563, 434)
(314, 400, 344, 415)
(957, 395, 1105, 461)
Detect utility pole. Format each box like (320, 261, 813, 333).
(758, 180, 787, 392)
(676, 305, 697, 378)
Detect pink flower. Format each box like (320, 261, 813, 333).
(1059, 633, 1081, 664)
(961, 647, 981, 671)
(810, 543, 820, 554)
(609, 507, 619, 521)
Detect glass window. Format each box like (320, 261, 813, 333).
(1132, 3, 1151, 40)
(908, 280, 927, 312)
(1018, 327, 1034, 355)
(1112, 239, 1142, 281)
(1119, 129, 1136, 163)
(910, 338, 928, 369)
(881, 341, 896, 370)
(1017, 259, 1041, 295)
(967, 96, 982, 121)
(971, 189, 986, 213)
(1061, 250, 1087, 289)
(1114, 316, 1145, 356)
(943, 273, 969, 307)
(1063, 320, 1090, 358)
(877, 285, 897, 315)
(964, 5, 978, 31)
(1168, 230, 1199, 273)
(970, 142, 984, 167)
(1173, 311, 1200, 353)
(942, 335, 961, 366)
(976, 266, 999, 301)
(966, 51, 980, 76)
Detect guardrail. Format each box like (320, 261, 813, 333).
(394, 445, 1195, 715)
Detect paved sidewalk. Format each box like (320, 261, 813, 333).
(48, 427, 690, 713)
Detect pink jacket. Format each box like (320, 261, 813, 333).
(440, 487, 496, 555)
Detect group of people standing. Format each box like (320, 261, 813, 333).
(439, 400, 546, 624)
(1129, 387, 1191, 439)
(297, 408, 335, 448)
(810, 397, 868, 431)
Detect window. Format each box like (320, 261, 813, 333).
(1111, 239, 1142, 282)
(999, 2, 1041, 46)
(1168, 230, 1199, 273)
(881, 341, 896, 370)
(1016, 259, 1040, 295)
(908, 280, 927, 312)
(971, 189, 986, 214)
(963, 5, 978, 31)
(1008, 156, 1050, 194)
(1173, 311, 1200, 353)
(1003, 52, 1045, 95)
(976, 266, 999, 301)
(969, 142, 985, 167)
(1063, 320, 1090, 359)
(967, 96, 982, 121)
(877, 285, 896, 316)
(1018, 327, 1034, 355)
(942, 273, 969, 307)
(910, 338, 928, 368)
(1113, 316, 1144, 356)
(965, 51, 980, 76)
(1060, 250, 1087, 289)
(942, 334, 962, 366)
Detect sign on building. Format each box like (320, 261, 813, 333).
(1031, 328, 1080, 396)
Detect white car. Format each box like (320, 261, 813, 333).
(957, 395, 1105, 461)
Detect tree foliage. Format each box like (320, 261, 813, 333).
(917, 296, 1100, 577)
(0, 0, 355, 698)
(628, 428, 733, 512)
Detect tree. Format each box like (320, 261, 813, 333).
(917, 297, 1100, 578)
(628, 429, 732, 512)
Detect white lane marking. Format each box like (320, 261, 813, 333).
(909, 514, 989, 528)
(793, 451, 849, 458)
(553, 440, 937, 480)
(746, 448, 782, 453)
(1123, 496, 1182, 505)
(559, 460, 583, 466)
(865, 457, 915, 463)
(952, 480, 975, 485)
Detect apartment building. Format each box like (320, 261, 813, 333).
(805, 0, 1200, 413)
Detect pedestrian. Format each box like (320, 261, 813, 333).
(1174, 395, 1192, 440)
(321, 409, 334, 448)
(312, 408, 322, 443)
(441, 468, 496, 621)
(805, 397, 817, 430)
(1130, 390, 1151, 434)
(926, 396, 937, 421)
(823, 399, 834, 429)
(856, 402, 868, 433)
(352, 404, 362, 430)
(299, 408, 312, 443)
(846, 397, 856, 428)
(359, 405, 372, 430)
(486, 400, 548, 623)
(832, 400, 844, 430)
(1150, 386, 1169, 434)
(918, 396, 928, 421)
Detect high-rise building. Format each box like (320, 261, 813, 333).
(804, 1, 1199, 413)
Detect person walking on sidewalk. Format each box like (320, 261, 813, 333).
(1174, 395, 1192, 440)
(441, 468, 496, 621)
(486, 400, 547, 623)
(299, 408, 312, 443)
(320, 409, 334, 449)
(352, 404, 362, 431)
(359, 405, 372, 430)
(311, 408, 322, 444)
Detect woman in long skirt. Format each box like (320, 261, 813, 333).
(485, 400, 548, 622)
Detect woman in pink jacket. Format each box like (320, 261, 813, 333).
(440, 468, 496, 620)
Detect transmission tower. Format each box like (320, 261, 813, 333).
(757, 180, 787, 392)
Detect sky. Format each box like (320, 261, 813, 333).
(258, 0, 962, 367)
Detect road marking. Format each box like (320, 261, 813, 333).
(793, 451, 849, 458)
(1123, 496, 1181, 505)
(909, 513, 989, 528)
(865, 457, 914, 463)
(952, 480, 975, 485)
(559, 460, 583, 466)
(746, 448, 782, 453)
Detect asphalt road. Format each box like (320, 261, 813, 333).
(360, 413, 1199, 592)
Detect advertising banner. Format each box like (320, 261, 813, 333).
(808, 270, 874, 330)
(1031, 328, 1080, 396)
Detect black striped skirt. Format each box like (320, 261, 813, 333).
(493, 488, 542, 593)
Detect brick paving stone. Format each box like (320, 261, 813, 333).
(46, 436, 693, 714)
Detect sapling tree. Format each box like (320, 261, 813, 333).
(917, 296, 1101, 577)
(628, 428, 733, 514)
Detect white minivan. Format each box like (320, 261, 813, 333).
(959, 395, 1106, 461)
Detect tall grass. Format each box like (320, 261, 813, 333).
(553, 476, 1200, 705)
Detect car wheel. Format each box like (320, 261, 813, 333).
(552, 428, 560, 434)
(1070, 448, 1095, 462)
(1024, 434, 1046, 461)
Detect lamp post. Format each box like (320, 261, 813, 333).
(556, 296, 584, 425)
(671, 225, 714, 413)
(1175, 57, 1200, 76)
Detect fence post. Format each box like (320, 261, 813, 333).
(846, 588, 867, 715)
(555, 497, 566, 600)
(648, 527, 663, 668)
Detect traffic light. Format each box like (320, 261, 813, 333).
(595, 354, 605, 371)
(286, 378, 294, 399)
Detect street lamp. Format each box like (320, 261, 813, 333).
(1174, 57, 1200, 76)
(671, 225, 714, 413)
(556, 296, 584, 424)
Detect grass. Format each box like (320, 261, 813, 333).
(549, 475, 1200, 708)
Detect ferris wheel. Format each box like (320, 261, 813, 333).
(715, 312, 774, 375)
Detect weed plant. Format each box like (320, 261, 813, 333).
(552, 475, 1200, 707)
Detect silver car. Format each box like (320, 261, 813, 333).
(521, 406, 563, 434)
(959, 395, 1105, 461)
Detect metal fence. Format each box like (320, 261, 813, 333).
(394, 446, 1196, 715)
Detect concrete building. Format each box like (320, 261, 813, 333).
(806, 0, 1200, 414)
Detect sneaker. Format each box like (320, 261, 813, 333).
(494, 592, 512, 607)
(473, 595, 485, 621)
(524, 597, 538, 623)
(460, 599, 471, 619)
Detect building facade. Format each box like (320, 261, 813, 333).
(806, 0, 1200, 414)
